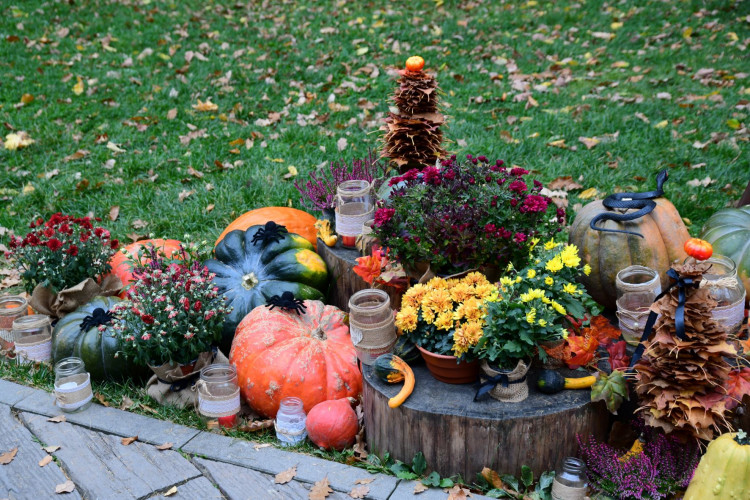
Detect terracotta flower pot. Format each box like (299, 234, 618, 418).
(416, 344, 479, 384)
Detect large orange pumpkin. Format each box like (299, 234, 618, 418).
(230, 300, 362, 418)
(306, 398, 359, 451)
(215, 207, 318, 250)
(569, 198, 689, 309)
(108, 239, 182, 298)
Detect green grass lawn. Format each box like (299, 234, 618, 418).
(1, 0, 747, 243)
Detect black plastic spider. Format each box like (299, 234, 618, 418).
(266, 291, 307, 315)
(79, 308, 114, 332)
(251, 221, 288, 246)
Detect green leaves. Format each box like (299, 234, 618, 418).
(591, 369, 629, 414)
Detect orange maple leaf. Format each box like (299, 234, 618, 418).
(353, 254, 383, 285)
(725, 368, 750, 410)
(566, 332, 599, 369)
(589, 315, 622, 347)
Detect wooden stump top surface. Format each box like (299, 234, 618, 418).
(317, 237, 362, 263)
(364, 363, 595, 420)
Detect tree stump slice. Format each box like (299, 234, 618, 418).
(363, 364, 610, 479)
(317, 238, 402, 311)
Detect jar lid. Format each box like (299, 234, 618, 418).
(0, 295, 28, 316)
(12, 314, 51, 331)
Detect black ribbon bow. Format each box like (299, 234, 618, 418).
(474, 372, 528, 402)
(80, 308, 114, 332)
(627, 268, 698, 375)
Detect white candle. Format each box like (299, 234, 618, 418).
(57, 382, 78, 390)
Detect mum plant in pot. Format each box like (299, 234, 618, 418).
(395, 272, 498, 384)
(110, 243, 230, 401)
(6, 213, 122, 319)
(372, 154, 563, 278)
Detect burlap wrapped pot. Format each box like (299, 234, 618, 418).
(479, 359, 530, 403)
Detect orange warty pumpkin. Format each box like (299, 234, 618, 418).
(306, 397, 359, 451)
(569, 198, 689, 309)
(230, 300, 362, 418)
(108, 239, 182, 298)
(215, 207, 317, 250)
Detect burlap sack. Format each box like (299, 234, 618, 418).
(146, 350, 229, 409)
(30, 275, 122, 319)
(480, 359, 530, 403)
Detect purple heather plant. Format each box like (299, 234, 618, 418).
(577, 432, 699, 500)
(294, 149, 385, 212)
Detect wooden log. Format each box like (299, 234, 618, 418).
(363, 364, 610, 479)
(317, 238, 402, 311)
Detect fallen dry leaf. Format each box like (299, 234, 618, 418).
(39, 455, 53, 467)
(119, 396, 134, 411)
(63, 149, 90, 162)
(72, 77, 84, 96)
(546, 139, 567, 149)
(480, 467, 504, 489)
(578, 136, 600, 149)
(43, 445, 61, 453)
(108, 206, 120, 222)
(178, 189, 195, 202)
(274, 465, 297, 484)
(47, 415, 66, 423)
(164, 485, 178, 497)
(354, 478, 374, 485)
(239, 420, 274, 432)
(254, 443, 272, 451)
(121, 436, 138, 446)
(413, 482, 428, 494)
(156, 442, 173, 451)
(446, 484, 471, 499)
(349, 485, 369, 498)
(548, 176, 583, 191)
(193, 99, 218, 112)
(578, 187, 600, 200)
(337, 137, 348, 151)
(55, 480, 75, 494)
(0, 447, 18, 465)
(167, 108, 177, 120)
(106, 141, 126, 153)
(205, 204, 215, 213)
(309, 477, 333, 500)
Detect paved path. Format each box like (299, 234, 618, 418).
(0, 380, 489, 499)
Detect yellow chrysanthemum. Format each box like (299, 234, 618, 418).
(545, 276, 554, 286)
(422, 307, 436, 325)
(473, 283, 497, 300)
(463, 272, 488, 287)
(454, 297, 483, 322)
(538, 319, 547, 327)
(451, 321, 484, 357)
(544, 239, 560, 251)
(563, 283, 578, 295)
(583, 264, 592, 276)
(527, 269, 537, 279)
(546, 256, 564, 273)
(526, 308, 537, 325)
(462, 321, 484, 344)
(422, 288, 453, 314)
(450, 282, 474, 303)
(500, 276, 514, 287)
(550, 300, 567, 315)
(561, 328, 569, 340)
(515, 276, 522, 283)
(403, 284, 428, 305)
(395, 306, 418, 332)
(520, 288, 545, 303)
(542, 296, 552, 304)
(560, 245, 581, 268)
(426, 277, 449, 290)
(434, 311, 454, 331)
(530, 237, 540, 251)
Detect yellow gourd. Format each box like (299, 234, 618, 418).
(684, 431, 750, 500)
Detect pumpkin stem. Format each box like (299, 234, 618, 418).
(241, 272, 259, 290)
(735, 429, 749, 445)
(311, 326, 327, 341)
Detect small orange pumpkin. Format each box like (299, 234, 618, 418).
(230, 300, 362, 418)
(405, 55, 425, 72)
(108, 239, 182, 298)
(306, 397, 359, 451)
(215, 207, 318, 250)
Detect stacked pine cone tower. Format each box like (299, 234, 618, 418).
(382, 56, 446, 173)
(634, 261, 737, 440)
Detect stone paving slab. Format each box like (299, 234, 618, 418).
(182, 431, 399, 499)
(21, 412, 202, 500)
(0, 379, 38, 407)
(14, 389, 200, 447)
(0, 404, 83, 500)
(194, 457, 353, 500)
(147, 477, 224, 500)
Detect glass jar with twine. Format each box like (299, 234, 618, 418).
(0, 295, 28, 351)
(335, 180, 374, 248)
(275, 397, 307, 446)
(54, 357, 93, 413)
(615, 266, 661, 346)
(348, 289, 397, 365)
(196, 364, 240, 429)
(13, 314, 52, 364)
(698, 254, 746, 335)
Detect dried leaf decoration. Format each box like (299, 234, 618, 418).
(634, 261, 738, 440)
(725, 368, 750, 410)
(381, 63, 446, 172)
(591, 370, 629, 414)
(309, 477, 333, 499)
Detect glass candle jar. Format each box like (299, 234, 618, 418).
(13, 315, 52, 364)
(699, 254, 746, 335)
(551, 457, 587, 500)
(54, 357, 93, 413)
(275, 397, 307, 446)
(348, 289, 396, 365)
(615, 266, 660, 346)
(0, 295, 28, 351)
(197, 364, 240, 429)
(335, 180, 374, 248)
